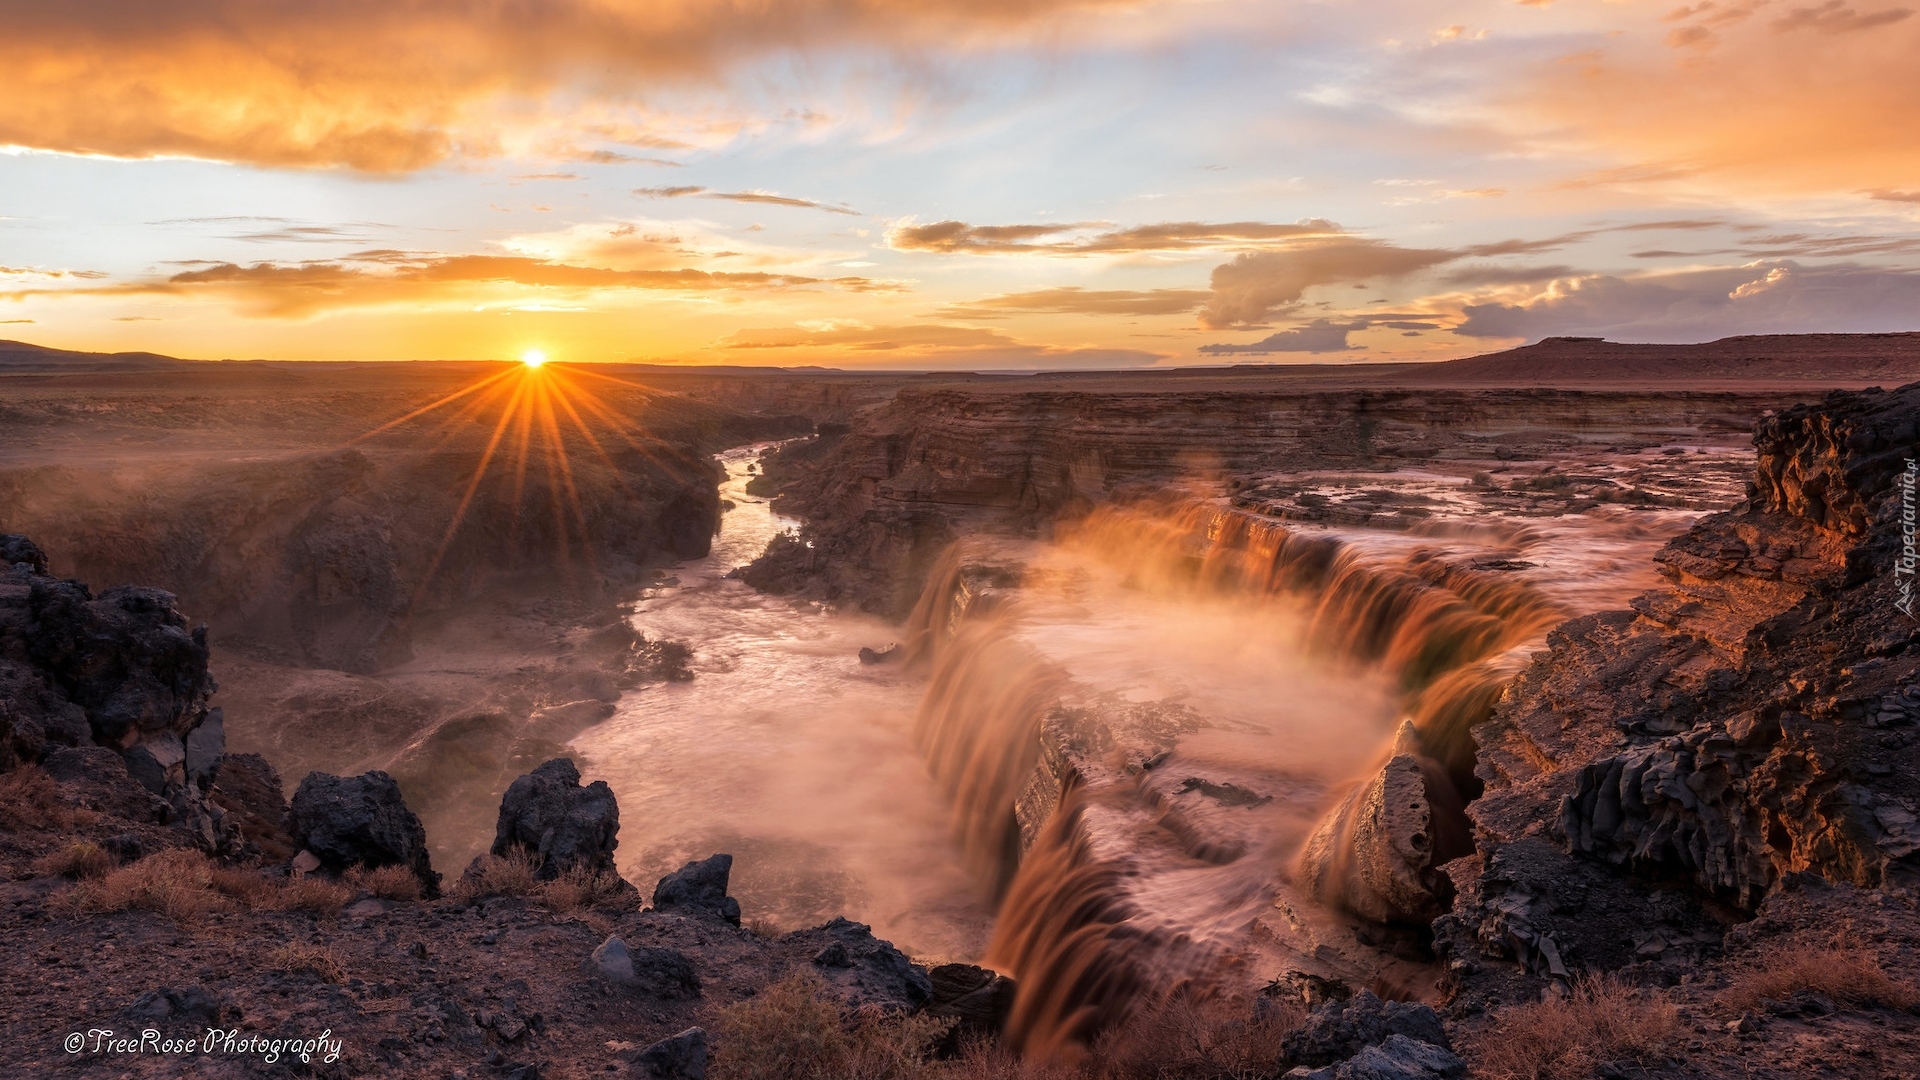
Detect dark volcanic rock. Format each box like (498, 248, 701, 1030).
(39, 744, 169, 822)
(781, 916, 933, 1013)
(587, 935, 700, 1000)
(491, 757, 622, 881)
(1288, 1034, 1468, 1080)
(1283, 990, 1451, 1068)
(925, 963, 1017, 1054)
(0, 535, 218, 784)
(290, 769, 440, 897)
(652, 854, 742, 926)
(209, 752, 294, 860)
(630, 1026, 708, 1079)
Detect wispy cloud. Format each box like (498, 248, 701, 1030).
(888, 219, 1341, 255)
(635, 185, 860, 215)
(936, 286, 1209, 319)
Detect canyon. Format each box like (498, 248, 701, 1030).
(5, 332, 1920, 1078)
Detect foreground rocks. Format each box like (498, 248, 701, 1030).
(291, 769, 441, 897)
(491, 756, 622, 881)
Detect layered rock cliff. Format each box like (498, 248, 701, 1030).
(747, 386, 1808, 616)
(1451, 384, 1920, 978)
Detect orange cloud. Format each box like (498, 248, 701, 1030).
(718, 321, 1166, 368)
(1517, 1, 1920, 193)
(887, 219, 1341, 255)
(935, 286, 1210, 318)
(0, 1, 1132, 171)
(6, 253, 885, 318)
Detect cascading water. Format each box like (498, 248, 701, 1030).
(906, 495, 1701, 1057)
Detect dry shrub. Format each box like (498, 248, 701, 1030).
(267, 874, 353, 916)
(1716, 942, 1918, 1013)
(34, 841, 113, 879)
(539, 862, 634, 913)
(1090, 992, 1303, 1080)
(270, 942, 347, 984)
(709, 970, 953, 1080)
(346, 863, 423, 902)
(52, 848, 226, 921)
(1468, 973, 1678, 1080)
(454, 850, 635, 912)
(0, 766, 69, 831)
(453, 850, 540, 903)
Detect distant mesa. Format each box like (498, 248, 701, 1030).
(0, 339, 184, 374)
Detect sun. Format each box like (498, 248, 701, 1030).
(521, 349, 547, 369)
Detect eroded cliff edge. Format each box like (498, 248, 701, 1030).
(1449, 383, 1920, 983)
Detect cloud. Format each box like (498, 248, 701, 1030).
(1199, 238, 1457, 328)
(0, 1, 1120, 171)
(1772, 2, 1913, 34)
(6, 252, 880, 317)
(1516, 1, 1920, 193)
(718, 321, 1166, 369)
(1197, 319, 1367, 355)
(1453, 261, 1920, 341)
(1869, 189, 1920, 203)
(935, 286, 1209, 318)
(635, 186, 860, 214)
(887, 219, 1341, 255)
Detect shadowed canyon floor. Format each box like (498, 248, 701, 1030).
(7, 334, 1920, 1078)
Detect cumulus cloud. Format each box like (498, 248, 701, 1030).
(935, 286, 1210, 318)
(887, 219, 1341, 255)
(1199, 238, 1457, 328)
(1453, 261, 1920, 341)
(1771, 2, 1913, 34)
(1197, 319, 1367, 355)
(0, 0, 1122, 171)
(719, 321, 1166, 368)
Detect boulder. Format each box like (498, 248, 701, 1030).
(1285, 1034, 1467, 1080)
(652, 854, 741, 925)
(781, 917, 932, 1013)
(1283, 991, 1451, 1069)
(491, 757, 621, 881)
(925, 963, 1017, 1055)
(289, 770, 439, 897)
(586, 935, 700, 1000)
(0, 534, 49, 573)
(209, 752, 295, 861)
(630, 1027, 708, 1080)
(1296, 723, 1462, 925)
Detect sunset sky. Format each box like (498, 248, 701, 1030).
(3, 0, 1918, 368)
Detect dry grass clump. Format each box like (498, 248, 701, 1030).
(346, 863, 423, 902)
(709, 970, 954, 1080)
(540, 861, 636, 913)
(270, 942, 347, 984)
(52, 849, 353, 920)
(0, 766, 72, 831)
(454, 849, 635, 912)
(1089, 992, 1304, 1080)
(52, 848, 228, 921)
(1467, 973, 1678, 1080)
(453, 850, 541, 902)
(33, 841, 114, 879)
(1716, 942, 1918, 1013)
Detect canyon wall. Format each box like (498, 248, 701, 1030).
(1449, 384, 1920, 978)
(746, 386, 1809, 616)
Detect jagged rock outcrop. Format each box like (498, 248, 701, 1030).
(1297, 722, 1468, 925)
(1283, 990, 1453, 1068)
(290, 769, 440, 897)
(783, 916, 934, 1012)
(491, 757, 622, 881)
(653, 853, 743, 926)
(1455, 383, 1920, 978)
(925, 964, 1018, 1055)
(630, 1026, 708, 1079)
(1, 534, 216, 774)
